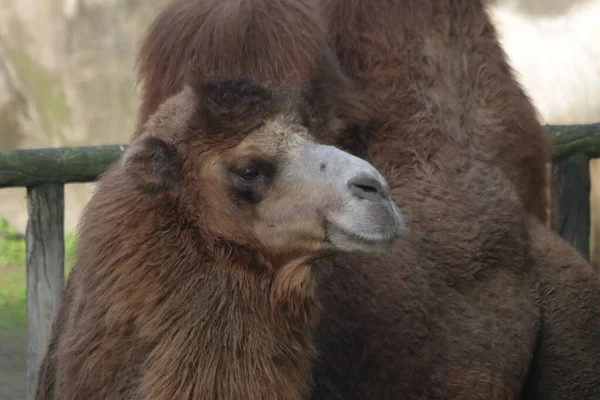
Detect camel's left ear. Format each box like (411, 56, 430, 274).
(122, 132, 182, 192)
(122, 85, 200, 192)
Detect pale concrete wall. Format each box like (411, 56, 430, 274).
(0, 0, 168, 233)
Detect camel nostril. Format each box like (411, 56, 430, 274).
(348, 174, 387, 201)
(355, 184, 377, 193)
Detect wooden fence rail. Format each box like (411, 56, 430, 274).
(0, 123, 599, 400)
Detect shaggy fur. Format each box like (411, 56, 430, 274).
(134, 0, 325, 129)
(133, 0, 370, 158)
(320, 0, 550, 223)
(35, 77, 349, 400)
(309, 0, 600, 398)
(311, 163, 600, 399)
(313, 162, 539, 399)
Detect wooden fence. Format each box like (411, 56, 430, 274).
(0, 123, 599, 399)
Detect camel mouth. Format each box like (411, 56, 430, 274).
(324, 217, 404, 254)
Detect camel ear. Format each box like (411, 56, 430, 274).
(122, 85, 198, 191)
(304, 52, 372, 159)
(122, 133, 181, 192)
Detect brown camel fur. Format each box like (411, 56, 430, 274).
(309, 0, 600, 398)
(34, 77, 404, 400)
(319, 0, 551, 224)
(311, 163, 600, 399)
(133, 0, 370, 159)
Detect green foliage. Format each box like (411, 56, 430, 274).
(0, 216, 76, 315)
(0, 218, 26, 305)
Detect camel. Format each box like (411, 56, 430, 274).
(308, 0, 600, 398)
(34, 76, 404, 399)
(118, 0, 599, 397)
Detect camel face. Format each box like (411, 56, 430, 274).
(125, 77, 403, 264)
(239, 117, 405, 257)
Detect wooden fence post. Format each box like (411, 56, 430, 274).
(551, 153, 591, 260)
(25, 183, 65, 400)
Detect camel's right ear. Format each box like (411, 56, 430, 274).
(304, 52, 373, 159)
(122, 133, 182, 192)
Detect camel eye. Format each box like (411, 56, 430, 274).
(229, 159, 275, 204)
(237, 166, 260, 182)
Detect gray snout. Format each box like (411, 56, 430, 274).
(286, 137, 404, 254)
(348, 174, 388, 201)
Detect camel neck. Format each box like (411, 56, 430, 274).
(137, 247, 319, 400)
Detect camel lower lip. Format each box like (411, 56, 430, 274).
(325, 221, 398, 247)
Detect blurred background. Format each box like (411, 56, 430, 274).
(0, 0, 599, 398)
